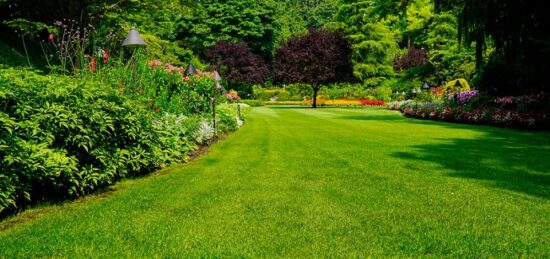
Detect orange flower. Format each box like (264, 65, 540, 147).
(148, 60, 162, 68)
(89, 58, 97, 72)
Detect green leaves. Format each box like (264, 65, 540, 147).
(0, 67, 242, 214)
(179, 0, 277, 60)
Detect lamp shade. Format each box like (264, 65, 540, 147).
(213, 70, 222, 81)
(122, 27, 146, 48)
(216, 82, 228, 94)
(185, 62, 197, 76)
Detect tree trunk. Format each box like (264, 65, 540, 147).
(312, 86, 319, 108)
(475, 30, 484, 71)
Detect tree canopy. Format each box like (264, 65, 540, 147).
(0, 0, 547, 96)
(273, 29, 354, 107)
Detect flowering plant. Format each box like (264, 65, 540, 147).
(225, 90, 240, 101)
(448, 90, 479, 105)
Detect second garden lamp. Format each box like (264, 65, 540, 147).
(122, 27, 146, 48)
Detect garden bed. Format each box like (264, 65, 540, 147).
(389, 92, 550, 129)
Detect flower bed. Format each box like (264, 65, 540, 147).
(391, 92, 550, 129)
(264, 98, 386, 107)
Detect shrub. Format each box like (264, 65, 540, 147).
(216, 104, 243, 133)
(442, 78, 470, 94)
(0, 67, 243, 214)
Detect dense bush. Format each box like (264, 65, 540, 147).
(0, 68, 242, 214)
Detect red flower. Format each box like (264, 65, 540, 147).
(360, 99, 386, 106)
(103, 49, 109, 64)
(48, 33, 55, 43)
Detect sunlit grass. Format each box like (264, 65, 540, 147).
(1, 107, 549, 257)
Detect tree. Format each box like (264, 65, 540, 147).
(393, 45, 427, 71)
(459, 0, 550, 94)
(334, 1, 399, 86)
(178, 0, 277, 61)
(204, 40, 269, 97)
(273, 29, 354, 108)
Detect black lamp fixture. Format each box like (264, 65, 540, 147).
(454, 79, 462, 88)
(122, 27, 146, 48)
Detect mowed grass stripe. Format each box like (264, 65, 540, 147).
(1, 106, 549, 257)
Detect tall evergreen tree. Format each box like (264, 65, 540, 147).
(335, 1, 398, 86)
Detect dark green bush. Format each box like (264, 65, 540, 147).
(0, 68, 241, 214)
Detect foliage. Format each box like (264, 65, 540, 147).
(273, 29, 354, 107)
(442, 78, 470, 94)
(334, 1, 398, 86)
(393, 45, 427, 70)
(216, 103, 244, 133)
(204, 41, 269, 96)
(458, 0, 549, 93)
(178, 0, 277, 61)
(0, 67, 242, 214)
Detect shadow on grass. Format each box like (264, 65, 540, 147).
(393, 128, 550, 199)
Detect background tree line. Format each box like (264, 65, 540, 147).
(1, 0, 548, 96)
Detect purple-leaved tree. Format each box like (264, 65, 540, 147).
(273, 29, 354, 108)
(204, 41, 269, 89)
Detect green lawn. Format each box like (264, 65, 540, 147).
(1, 107, 549, 257)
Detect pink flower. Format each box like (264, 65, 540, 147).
(165, 63, 176, 73)
(48, 33, 55, 43)
(177, 66, 185, 74)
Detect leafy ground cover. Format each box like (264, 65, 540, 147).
(1, 107, 549, 257)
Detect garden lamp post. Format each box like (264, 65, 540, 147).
(122, 27, 146, 92)
(214, 70, 239, 120)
